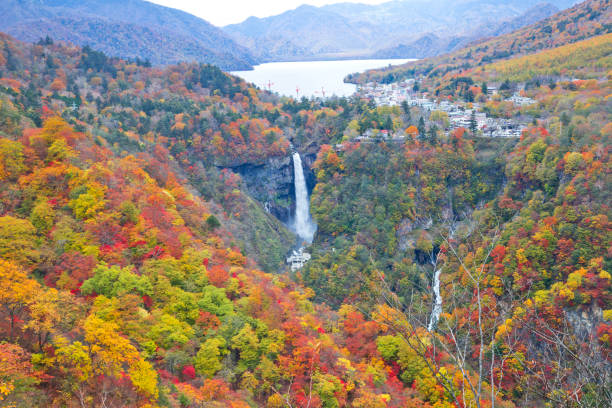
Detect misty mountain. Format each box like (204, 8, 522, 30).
(0, 0, 256, 70)
(373, 3, 562, 59)
(224, 0, 579, 61)
(224, 5, 370, 61)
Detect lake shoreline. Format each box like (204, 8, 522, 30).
(231, 58, 415, 98)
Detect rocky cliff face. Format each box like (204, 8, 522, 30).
(566, 305, 604, 338)
(232, 151, 317, 226)
(233, 155, 295, 224)
(301, 152, 318, 194)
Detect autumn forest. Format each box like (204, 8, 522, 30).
(0, 0, 610, 407)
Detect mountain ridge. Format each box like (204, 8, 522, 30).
(372, 3, 562, 59)
(0, 0, 256, 70)
(350, 0, 611, 84)
(224, 0, 580, 62)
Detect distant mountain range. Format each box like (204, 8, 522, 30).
(372, 3, 562, 59)
(223, 0, 579, 61)
(351, 0, 611, 84)
(0, 0, 582, 69)
(0, 0, 256, 70)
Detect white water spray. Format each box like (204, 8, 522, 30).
(428, 269, 442, 331)
(292, 152, 316, 243)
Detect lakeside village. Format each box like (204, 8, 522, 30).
(354, 79, 537, 140)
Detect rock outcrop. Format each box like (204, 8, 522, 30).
(233, 155, 295, 224)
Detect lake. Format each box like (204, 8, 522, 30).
(231, 59, 414, 98)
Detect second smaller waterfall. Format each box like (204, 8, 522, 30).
(428, 269, 443, 331)
(292, 152, 316, 244)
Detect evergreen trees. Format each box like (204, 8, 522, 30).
(469, 110, 477, 134)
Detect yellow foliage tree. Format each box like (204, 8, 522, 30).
(0, 216, 40, 267)
(0, 260, 39, 340)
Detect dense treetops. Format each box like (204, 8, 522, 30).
(0, 110, 417, 407)
(485, 32, 612, 82)
(303, 135, 507, 307)
(0, 32, 438, 407)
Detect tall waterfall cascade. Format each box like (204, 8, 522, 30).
(428, 269, 443, 331)
(292, 152, 316, 244)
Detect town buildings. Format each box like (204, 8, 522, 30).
(356, 80, 535, 139)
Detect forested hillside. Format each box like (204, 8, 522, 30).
(0, 33, 403, 407)
(0, 0, 611, 404)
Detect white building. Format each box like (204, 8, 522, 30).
(287, 248, 311, 271)
(508, 92, 536, 106)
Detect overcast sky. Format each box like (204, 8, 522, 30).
(147, 0, 389, 26)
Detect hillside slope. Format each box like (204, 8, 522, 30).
(0, 0, 256, 70)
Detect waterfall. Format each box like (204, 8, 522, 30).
(292, 152, 316, 244)
(428, 269, 442, 331)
